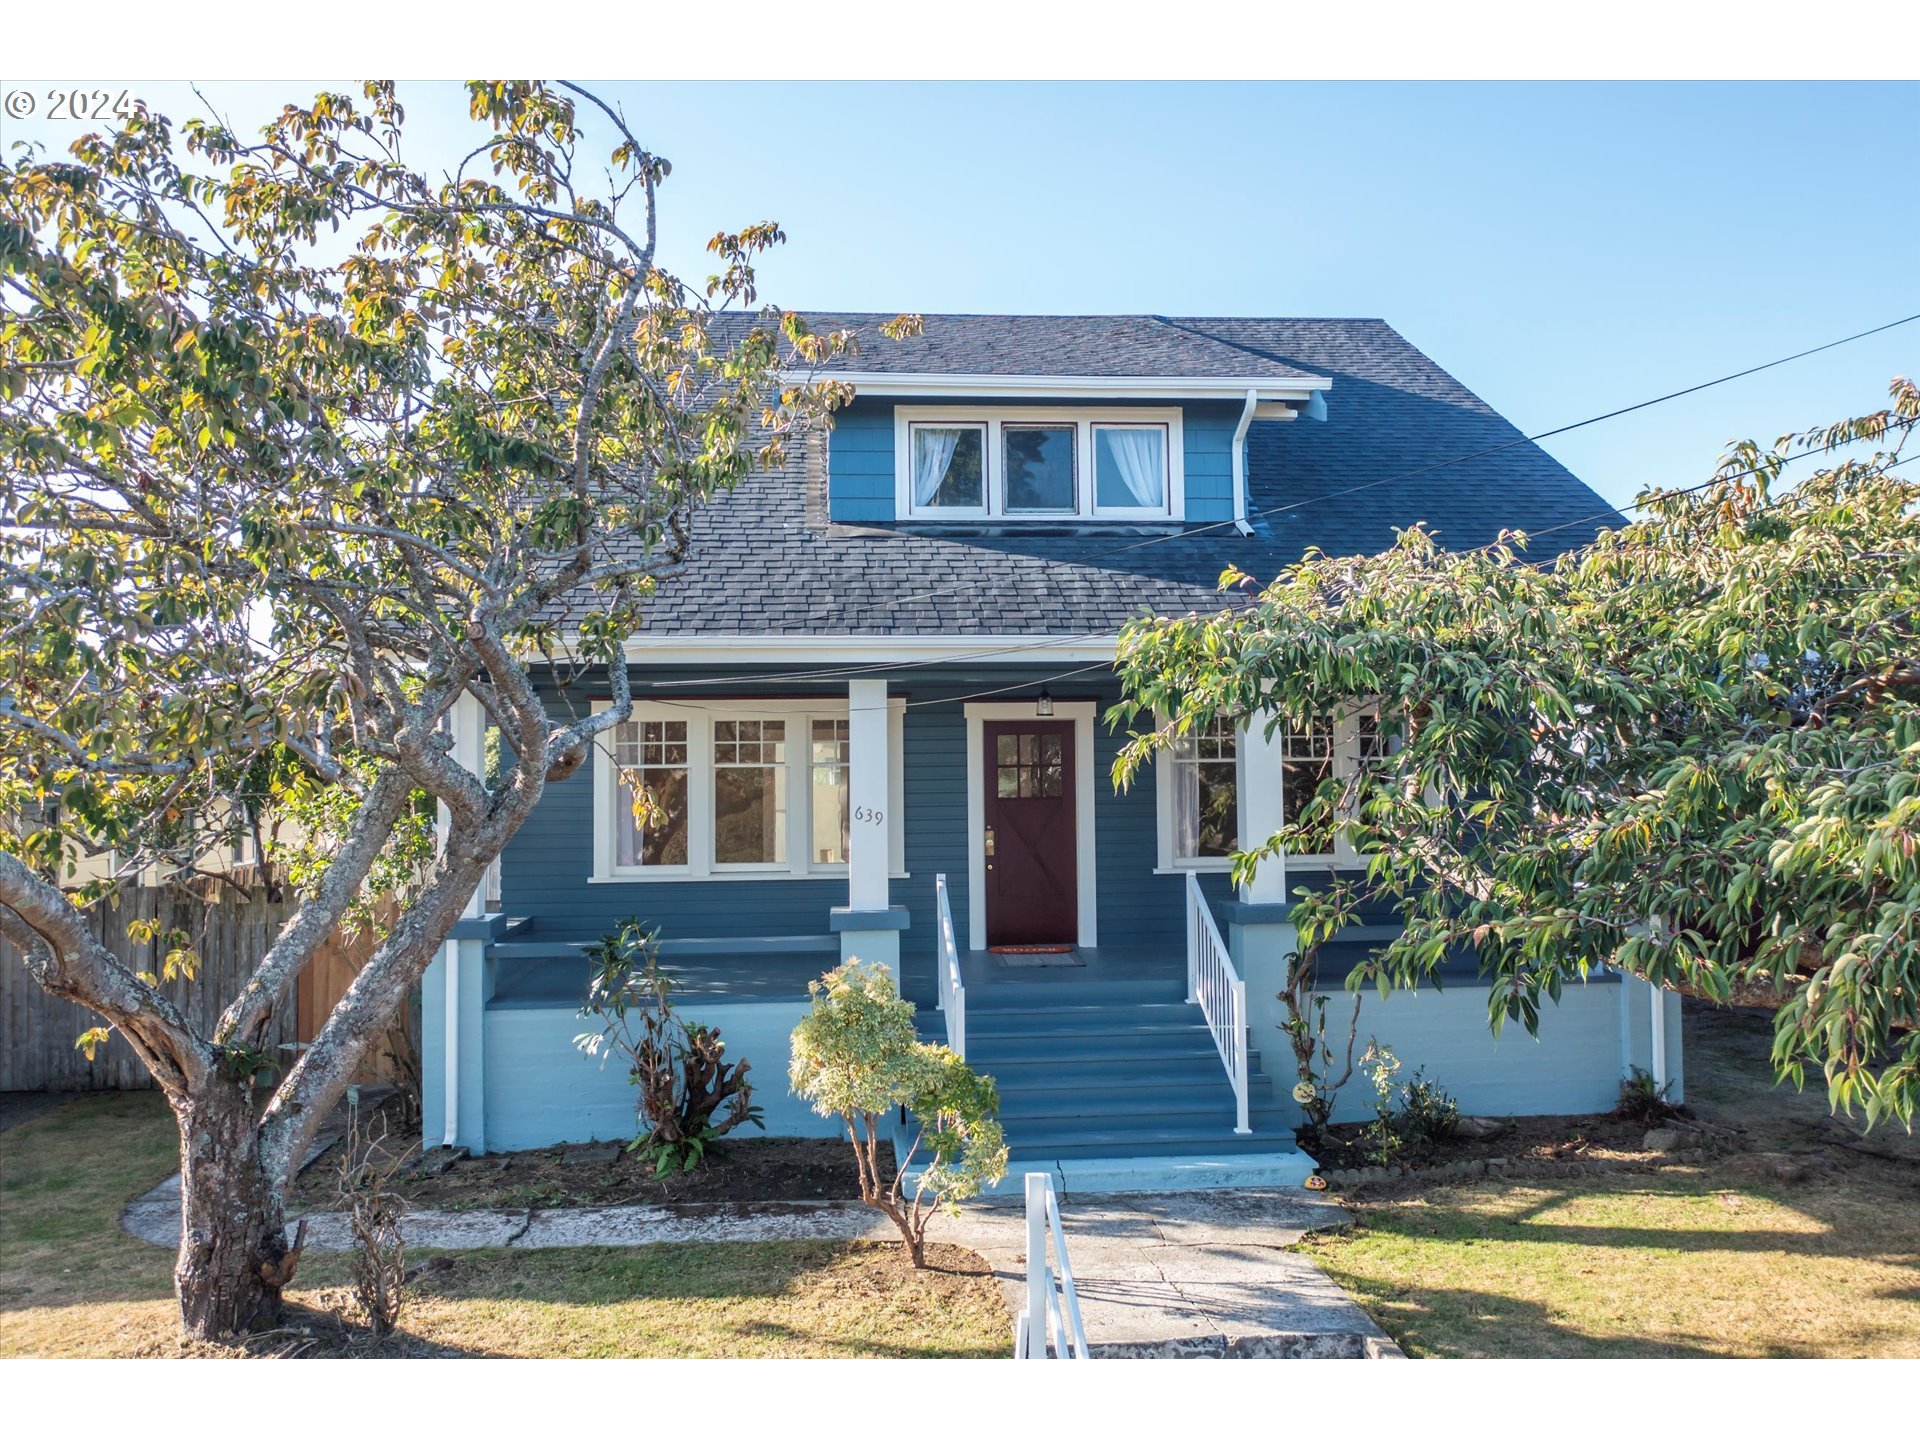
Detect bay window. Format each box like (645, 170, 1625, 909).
(899, 408, 1181, 520)
(594, 701, 903, 881)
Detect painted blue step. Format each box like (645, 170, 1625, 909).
(963, 1054, 1251, 1088)
(958, 980, 1188, 1009)
(951, 1000, 1206, 1031)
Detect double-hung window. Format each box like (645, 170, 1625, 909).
(1168, 716, 1240, 865)
(900, 408, 1181, 521)
(1158, 707, 1389, 869)
(595, 701, 903, 881)
(713, 720, 787, 868)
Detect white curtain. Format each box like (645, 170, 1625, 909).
(1103, 428, 1164, 507)
(913, 427, 961, 506)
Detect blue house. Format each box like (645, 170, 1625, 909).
(422, 314, 1684, 1189)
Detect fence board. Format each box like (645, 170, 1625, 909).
(0, 879, 393, 1091)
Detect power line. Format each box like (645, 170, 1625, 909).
(635, 412, 1913, 693)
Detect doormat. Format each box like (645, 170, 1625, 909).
(991, 946, 1083, 967)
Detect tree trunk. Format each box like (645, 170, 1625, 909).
(170, 1086, 302, 1340)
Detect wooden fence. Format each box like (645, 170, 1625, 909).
(1, 879, 393, 1091)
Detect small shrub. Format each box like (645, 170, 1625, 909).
(1614, 1066, 1678, 1125)
(1359, 1038, 1403, 1166)
(1396, 1067, 1461, 1144)
(789, 960, 1007, 1268)
(336, 1116, 409, 1336)
(577, 920, 763, 1172)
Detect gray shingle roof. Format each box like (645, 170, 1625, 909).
(587, 316, 1617, 639)
(779, 312, 1325, 381)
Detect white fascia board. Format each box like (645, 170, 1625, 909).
(612, 633, 1120, 666)
(783, 370, 1332, 401)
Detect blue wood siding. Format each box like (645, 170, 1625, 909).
(497, 667, 1230, 952)
(485, 1000, 841, 1150)
(825, 399, 896, 522)
(1179, 400, 1240, 523)
(1314, 982, 1628, 1121)
(825, 397, 1244, 523)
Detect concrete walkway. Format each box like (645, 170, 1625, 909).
(122, 1179, 1397, 1358)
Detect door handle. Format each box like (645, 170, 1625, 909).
(984, 826, 995, 870)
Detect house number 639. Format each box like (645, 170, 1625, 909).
(853, 806, 884, 824)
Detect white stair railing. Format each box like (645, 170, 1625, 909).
(934, 872, 966, 1058)
(1014, 1171, 1090, 1359)
(1185, 872, 1252, 1135)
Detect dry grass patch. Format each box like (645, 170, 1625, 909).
(1304, 1167, 1920, 1358)
(2, 1092, 1007, 1359)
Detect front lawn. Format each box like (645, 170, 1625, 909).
(1299, 1005, 1920, 1358)
(0, 1092, 1007, 1359)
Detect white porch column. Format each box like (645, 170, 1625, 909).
(424, 691, 494, 1153)
(1238, 710, 1289, 905)
(1226, 708, 1297, 1111)
(834, 678, 906, 971)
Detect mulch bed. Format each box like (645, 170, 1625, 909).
(292, 1122, 883, 1212)
(1304, 1110, 1683, 1177)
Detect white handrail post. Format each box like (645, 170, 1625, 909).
(1185, 877, 1199, 1004)
(1233, 978, 1251, 1134)
(1024, 1171, 1048, 1357)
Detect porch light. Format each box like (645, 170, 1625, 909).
(1035, 688, 1054, 718)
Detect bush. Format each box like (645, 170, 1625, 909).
(789, 960, 1007, 1267)
(577, 920, 763, 1173)
(335, 1115, 408, 1336)
(1358, 1038, 1403, 1165)
(1614, 1066, 1678, 1125)
(1396, 1068, 1461, 1144)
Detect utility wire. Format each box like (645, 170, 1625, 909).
(638, 305, 1920, 678)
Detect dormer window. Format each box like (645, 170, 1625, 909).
(897, 407, 1183, 520)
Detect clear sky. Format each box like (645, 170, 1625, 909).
(6, 79, 1915, 510)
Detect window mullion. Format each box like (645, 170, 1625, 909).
(987, 418, 1001, 516)
(689, 714, 715, 877)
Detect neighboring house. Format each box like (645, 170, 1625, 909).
(424, 315, 1682, 1190)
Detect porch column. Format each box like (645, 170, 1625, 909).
(831, 678, 908, 973)
(422, 691, 495, 1154)
(1225, 708, 1297, 1107)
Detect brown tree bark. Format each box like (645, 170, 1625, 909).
(169, 1084, 306, 1338)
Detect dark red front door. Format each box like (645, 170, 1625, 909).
(983, 721, 1077, 946)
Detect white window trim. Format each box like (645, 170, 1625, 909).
(1154, 716, 1244, 874)
(963, 700, 1099, 954)
(591, 698, 906, 883)
(895, 406, 1185, 522)
(1154, 707, 1383, 872)
(1281, 710, 1378, 866)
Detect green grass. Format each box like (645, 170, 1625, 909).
(1302, 1153, 1920, 1357)
(1, 1093, 1007, 1358)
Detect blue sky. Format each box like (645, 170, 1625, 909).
(8, 79, 1915, 509)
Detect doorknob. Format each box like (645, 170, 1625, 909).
(984, 826, 995, 870)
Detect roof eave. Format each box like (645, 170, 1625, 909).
(779, 370, 1333, 401)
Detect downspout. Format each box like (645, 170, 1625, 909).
(1650, 982, 1669, 1093)
(1231, 387, 1258, 536)
(441, 943, 461, 1148)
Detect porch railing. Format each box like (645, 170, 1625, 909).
(1185, 872, 1252, 1135)
(934, 872, 966, 1058)
(1014, 1171, 1090, 1359)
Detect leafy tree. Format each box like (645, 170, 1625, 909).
(789, 961, 1007, 1268)
(1114, 382, 1920, 1128)
(0, 80, 906, 1338)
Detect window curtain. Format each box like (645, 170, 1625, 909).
(1104, 428, 1164, 507)
(913, 428, 961, 506)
